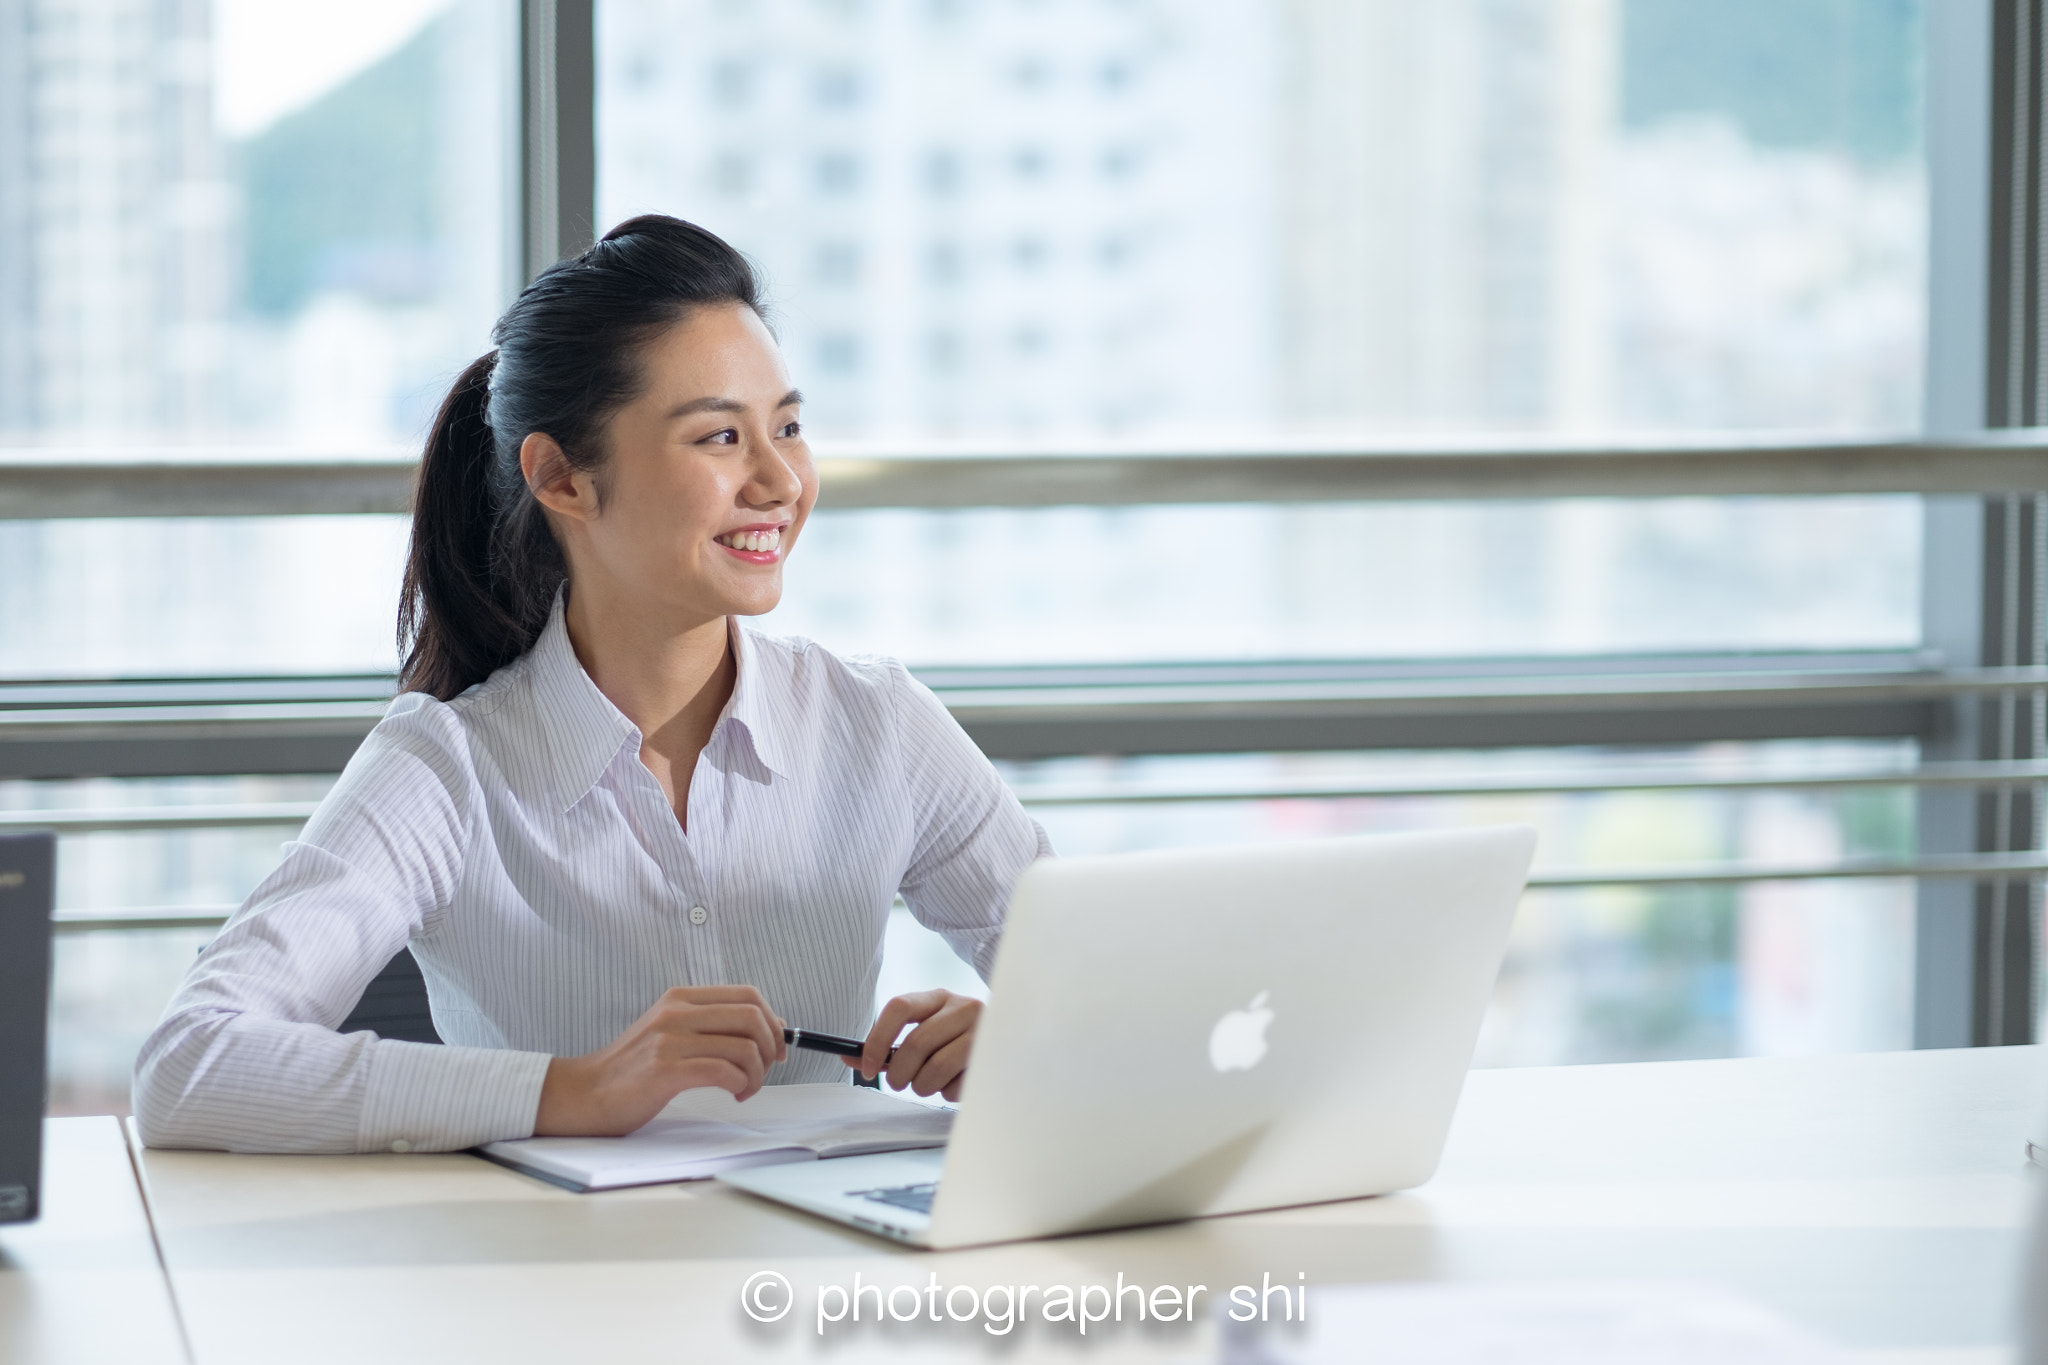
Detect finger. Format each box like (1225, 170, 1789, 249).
(705, 1033, 771, 1096)
(662, 985, 780, 1035)
(910, 1032, 974, 1099)
(884, 1001, 971, 1091)
(863, 993, 937, 1077)
(655, 1031, 768, 1096)
(700, 1032, 772, 1092)
(669, 1057, 756, 1103)
(665, 1003, 783, 1061)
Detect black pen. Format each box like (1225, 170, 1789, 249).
(784, 1025, 895, 1060)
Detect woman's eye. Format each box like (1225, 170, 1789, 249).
(779, 421, 802, 438)
(704, 428, 739, 445)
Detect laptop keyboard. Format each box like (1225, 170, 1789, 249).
(850, 1181, 938, 1215)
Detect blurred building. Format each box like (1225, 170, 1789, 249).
(1279, 0, 1617, 430)
(0, 0, 235, 438)
(600, 0, 1280, 438)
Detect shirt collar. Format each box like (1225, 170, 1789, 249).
(522, 594, 788, 813)
(720, 617, 789, 781)
(524, 593, 639, 813)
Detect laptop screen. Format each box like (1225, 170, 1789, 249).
(0, 831, 54, 1224)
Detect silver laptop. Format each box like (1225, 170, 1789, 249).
(721, 824, 1536, 1249)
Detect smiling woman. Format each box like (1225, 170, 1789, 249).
(130, 216, 1050, 1153)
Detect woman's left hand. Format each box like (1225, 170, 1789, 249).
(845, 989, 981, 1101)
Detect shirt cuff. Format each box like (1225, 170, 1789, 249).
(356, 1040, 552, 1153)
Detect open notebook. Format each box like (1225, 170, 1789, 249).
(478, 1083, 954, 1193)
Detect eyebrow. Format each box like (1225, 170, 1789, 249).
(665, 389, 805, 420)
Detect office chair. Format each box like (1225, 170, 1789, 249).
(338, 948, 442, 1044)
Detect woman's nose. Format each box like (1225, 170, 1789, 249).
(744, 435, 806, 506)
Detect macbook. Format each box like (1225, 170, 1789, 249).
(722, 824, 1536, 1248)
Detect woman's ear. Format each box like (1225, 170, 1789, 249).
(520, 432, 599, 523)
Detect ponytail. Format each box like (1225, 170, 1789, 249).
(397, 351, 564, 699)
(396, 215, 765, 700)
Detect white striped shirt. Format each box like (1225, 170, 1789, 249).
(132, 599, 1051, 1153)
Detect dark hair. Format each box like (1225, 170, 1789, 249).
(398, 215, 764, 700)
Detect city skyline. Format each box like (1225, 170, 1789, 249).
(0, 0, 1925, 446)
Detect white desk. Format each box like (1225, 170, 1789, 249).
(0, 1117, 189, 1365)
(120, 1046, 2041, 1364)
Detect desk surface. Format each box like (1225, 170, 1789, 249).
(125, 1045, 2043, 1364)
(0, 1116, 188, 1365)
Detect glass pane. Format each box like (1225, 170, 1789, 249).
(0, 0, 512, 447)
(0, 0, 511, 677)
(597, 0, 1924, 439)
(599, 0, 1928, 665)
(0, 516, 408, 677)
(763, 496, 1919, 665)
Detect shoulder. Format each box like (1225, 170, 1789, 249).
(339, 691, 482, 797)
(365, 690, 470, 756)
(289, 691, 485, 855)
(741, 625, 909, 705)
(753, 629, 972, 753)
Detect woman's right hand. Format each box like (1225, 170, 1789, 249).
(533, 985, 787, 1137)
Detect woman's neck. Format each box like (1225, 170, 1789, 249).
(561, 581, 735, 819)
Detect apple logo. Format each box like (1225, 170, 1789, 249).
(1208, 991, 1275, 1072)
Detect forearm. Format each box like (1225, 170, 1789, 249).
(134, 1007, 549, 1154)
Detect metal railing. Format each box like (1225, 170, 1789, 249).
(18, 754, 2048, 932)
(1, 654, 2036, 774)
(3, 431, 2048, 519)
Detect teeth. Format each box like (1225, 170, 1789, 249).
(721, 528, 781, 553)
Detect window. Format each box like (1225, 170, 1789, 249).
(2, 1, 1973, 1112)
(814, 240, 863, 287)
(710, 59, 753, 107)
(3, 0, 512, 447)
(600, 0, 1922, 445)
(0, 0, 515, 1112)
(0, 0, 514, 679)
(596, 0, 1926, 662)
(814, 151, 864, 195)
(591, 0, 1936, 1067)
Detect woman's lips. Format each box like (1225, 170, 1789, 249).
(716, 526, 784, 561)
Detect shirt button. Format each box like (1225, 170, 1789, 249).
(390, 1139, 412, 1154)
(688, 905, 709, 926)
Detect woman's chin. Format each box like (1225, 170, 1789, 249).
(711, 581, 784, 619)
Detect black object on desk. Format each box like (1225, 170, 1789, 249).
(0, 831, 54, 1225)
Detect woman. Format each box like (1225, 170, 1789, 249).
(133, 216, 1050, 1153)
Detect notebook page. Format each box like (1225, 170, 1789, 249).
(659, 1083, 953, 1155)
(479, 1084, 950, 1190)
